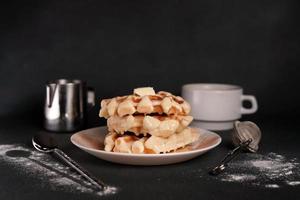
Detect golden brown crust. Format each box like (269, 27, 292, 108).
(103, 127, 200, 154)
(107, 115, 193, 137)
(99, 91, 191, 118)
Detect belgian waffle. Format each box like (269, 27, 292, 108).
(99, 90, 191, 118)
(107, 114, 193, 138)
(104, 127, 200, 154)
(100, 87, 199, 155)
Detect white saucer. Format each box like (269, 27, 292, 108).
(191, 120, 235, 131)
(70, 126, 221, 165)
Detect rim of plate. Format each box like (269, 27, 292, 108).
(70, 126, 222, 157)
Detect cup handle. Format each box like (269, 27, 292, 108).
(241, 95, 258, 114)
(87, 87, 95, 109)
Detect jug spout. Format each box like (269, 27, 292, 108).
(46, 83, 57, 108)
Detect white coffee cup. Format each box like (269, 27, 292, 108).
(182, 83, 258, 130)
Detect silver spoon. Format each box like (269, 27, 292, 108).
(32, 135, 107, 190)
(209, 121, 261, 175)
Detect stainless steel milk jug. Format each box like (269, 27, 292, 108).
(44, 79, 95, 132)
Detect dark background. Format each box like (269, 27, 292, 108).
(1, 0, 300, 126)
(0, 2, 300, 200)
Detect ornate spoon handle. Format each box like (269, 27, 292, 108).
(53, 148, 107, 189)
(209, 139, 252, 175)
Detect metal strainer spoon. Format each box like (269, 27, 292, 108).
(209, 121, 262, 175)
(32, 135, 107, 190)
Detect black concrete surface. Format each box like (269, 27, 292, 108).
(0, 118, 299, 200)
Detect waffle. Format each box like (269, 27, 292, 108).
(100, 87, 198, 155)
(99, 89, 191, 118)
(107, 114, 193, 137)
(104, 127, 200, 154)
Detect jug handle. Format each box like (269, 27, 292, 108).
(87, 87, 95, 109)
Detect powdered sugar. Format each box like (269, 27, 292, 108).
(217, 152, 300, 188)
(286, 181, 300, 186)
(221, 174, 257, 182)
(265, 184, 280, 188)
(0, 144, 117, 196)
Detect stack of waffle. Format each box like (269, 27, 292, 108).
(99, 87, 199, 154)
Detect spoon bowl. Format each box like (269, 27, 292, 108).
(232, 121, 262, 152)
(32, 136, 54, 153)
